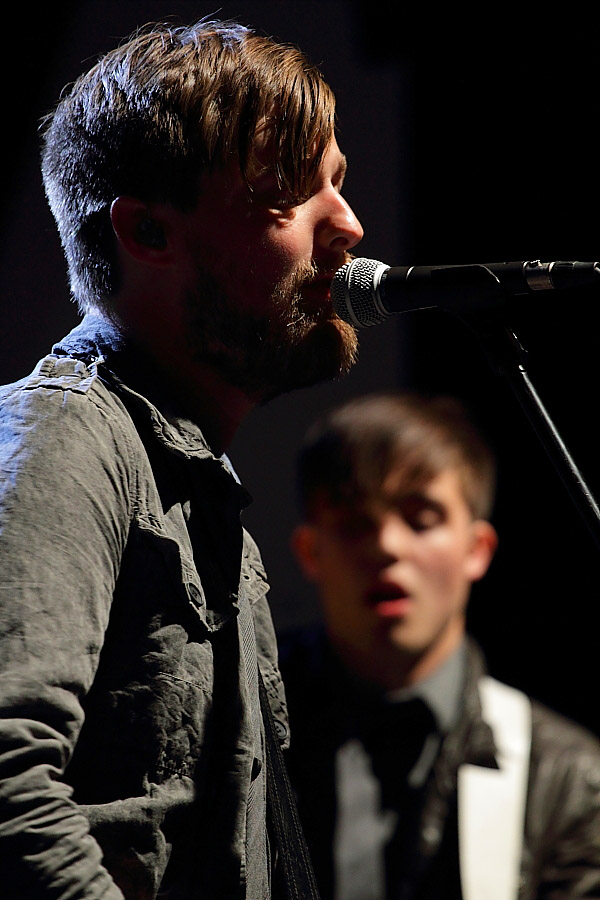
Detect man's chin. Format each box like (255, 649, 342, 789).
(188, 307, 358, 402)
(258, 317, 359, 402)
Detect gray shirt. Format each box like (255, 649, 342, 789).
(0, 315, 286, 898)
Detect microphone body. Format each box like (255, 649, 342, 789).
(331, 258, 600, 328)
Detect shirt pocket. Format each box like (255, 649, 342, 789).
(67, 527, 218, 800)
(149, 625, 215, 782)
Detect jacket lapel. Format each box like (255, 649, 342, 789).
(458, 676, 531, 900)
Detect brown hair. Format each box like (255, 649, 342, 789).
(41, 19, 336, 311)
(297, 392, 496, 520)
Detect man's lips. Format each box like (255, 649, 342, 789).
(366, 582, 413, 618)
(306, 276, 332, 296)
(299, 277, 333, 313)
(299, 262, 349, 312)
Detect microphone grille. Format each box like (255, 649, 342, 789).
(331, 258, 389, 328)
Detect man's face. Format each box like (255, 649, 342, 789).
(175, 136, 363, 399)
(293, 468, 497, 684)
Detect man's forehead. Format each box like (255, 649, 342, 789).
(321, 137, 347, 175)
(252, 114, 337, 161)
(312, 466, 466, 516)
(381, 467, 465, 505)
(198, 142, 339, 205)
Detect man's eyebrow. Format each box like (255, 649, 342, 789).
(398, 493, 447, 517)
(387, 489, 443, 509)
(335, 154, 348, 184)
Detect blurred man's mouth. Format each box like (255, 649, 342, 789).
(366, 582, 413, 619)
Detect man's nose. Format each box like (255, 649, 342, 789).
(372, 513, 412, 564)
(318, 189, 364, 252)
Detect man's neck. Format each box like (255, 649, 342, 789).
(386, 640, 467, 731)
(88, 309, 257, 455)
(169, 362, 257, 455)
(331, 620, 467, 692)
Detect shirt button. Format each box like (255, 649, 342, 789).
(274, 719, 289, 742)
(186, 583, 204, 607)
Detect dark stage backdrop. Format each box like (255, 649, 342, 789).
(368, 9, 600, 735)
(1, 3, 598, 735)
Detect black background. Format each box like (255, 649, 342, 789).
(1, 2, 598, 735)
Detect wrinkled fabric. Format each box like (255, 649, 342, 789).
(0, 316, 288, 899)
(280, 632, 600, 899)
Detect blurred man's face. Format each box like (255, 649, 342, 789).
(293, 468, 497, 685)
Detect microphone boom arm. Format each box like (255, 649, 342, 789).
(455, 309, 600, 551)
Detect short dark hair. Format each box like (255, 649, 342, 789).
(297, 392, 496, 520)
(41, 19, 336, 312)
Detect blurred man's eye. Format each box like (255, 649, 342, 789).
(400, 497, 446, 532)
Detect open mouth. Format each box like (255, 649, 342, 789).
(298, 263, 348, 314)
(302, 274, 333, 299)
(366, 582, 412, 618)
(298, 280, 335, 320)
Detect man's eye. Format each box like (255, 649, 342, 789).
(252, 193, 299, 215)
(272, 195, 297, 209)
(409, 508, 444, 531)
(400, 498, 445, 532)
(271, 189, 313, 210)
(252, 186, 304, 210)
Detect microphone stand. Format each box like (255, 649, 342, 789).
(429, 265, 600, 550)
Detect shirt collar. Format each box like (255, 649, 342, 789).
(386, 639, 467, 735)
(52, 312, 126, 361)
(52, 314, 246, 491)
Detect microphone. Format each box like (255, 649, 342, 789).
(331, 258, 600, 328)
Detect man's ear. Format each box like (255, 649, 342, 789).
(464, 520, 498, 583)
(110, 196, 172, 265)
(291, 524, 321, 582)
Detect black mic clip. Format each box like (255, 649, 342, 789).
(383, 263, 506, 316)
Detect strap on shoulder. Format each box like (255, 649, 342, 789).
(259, 670, 322, 900)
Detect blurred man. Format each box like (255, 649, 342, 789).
(0, 19, 363, 899)
(283, 392, 600, 900)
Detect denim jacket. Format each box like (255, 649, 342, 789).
(0, 316, 289, 899)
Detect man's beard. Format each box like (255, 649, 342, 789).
(184, 259, 358, 401)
